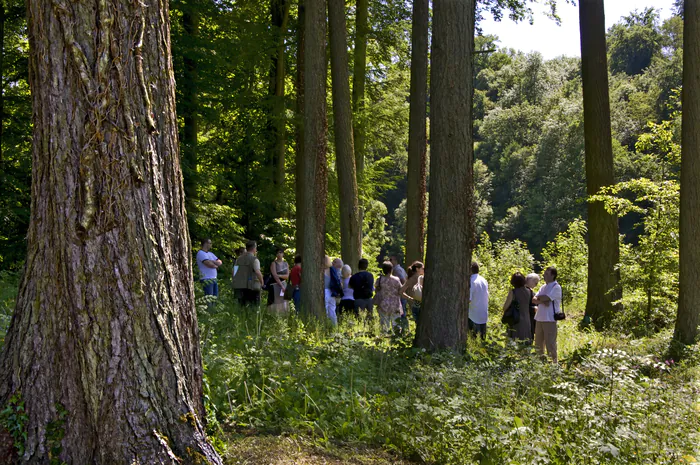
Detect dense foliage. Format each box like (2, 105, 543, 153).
(198, 293, 700, 464)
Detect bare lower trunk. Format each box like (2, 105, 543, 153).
(328, 0, 361, 270)
(579, 0, 621, 330)
(416, 0, 475, 351)
(300, 0, 328, 319)
(675, 0, 700, 347)
(295, 0, 306, 255)
(405, 0, 429, 265)
(352, 0, 368, 184)
(0, 0, 221, 462)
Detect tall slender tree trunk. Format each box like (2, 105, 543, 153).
(300, 0, 328, 319)
(675, 0, 700, 347)
(295, 0, 306, 256)
(416, 0, 475, 351)
(269, 0, 290, 191)
(328, 0, 361, 270)
(0, 0, 221, 461)
(181, 5, 199, 209)
(352, 0, 368, 184)
(405, 0, 429, 265)
(579, 0, 621, 330)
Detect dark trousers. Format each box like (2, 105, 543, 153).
(468, 318, 487, 339)
(354, 298, 374, 319)
(234, 288, 260, 307)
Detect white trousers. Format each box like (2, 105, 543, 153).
(324, 289, 337, 325)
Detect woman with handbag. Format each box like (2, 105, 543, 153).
(502, 272, 533, 343)
(400, 261, 424, 323)
(268, 247, 290, 314)
(533, 266, 563, 363)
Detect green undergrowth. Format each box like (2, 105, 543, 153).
(199, 290, 700, 465)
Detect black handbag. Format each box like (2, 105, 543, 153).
(501, 289, 520, 326)
(553, 285, 566, 321)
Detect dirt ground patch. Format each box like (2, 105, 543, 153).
(223, 435, 418, 465)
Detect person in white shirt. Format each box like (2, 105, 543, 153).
(533, 266, 563, 363)
(469, 262, 489, 338)
(196, 238, 222, 297)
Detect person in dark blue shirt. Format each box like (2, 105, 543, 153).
(349, 258, 375, 319)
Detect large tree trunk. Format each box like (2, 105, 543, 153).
(405, 0, 429, 265)
(351, 0, 368, 183)
(0, 0, 222, 462)
(328, 0, 361, 270)
(416, 0, 474, 351)
(269, 0, 290, 191)
(295, 0, 306, 256)
(181, 5, 199, 209)
(579, 0, 621, 330)
(300, 0, 328, 319)
(675, 0, 700, 347)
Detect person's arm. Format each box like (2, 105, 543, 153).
(254, 259, 264, 284)
(400, 275, 417, 301)
(271, 262, 283, 287)
(503, 290, 513, 311)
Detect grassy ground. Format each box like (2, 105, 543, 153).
(199, 290, 700, 464)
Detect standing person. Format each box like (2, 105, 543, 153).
(324, 256, 343, 325)
(401, 261, 424, 322)
(350, 258, 374, 319)
(468, 262, 489, 338)
(526, 273, 540, 341)
(196, 238, 222, 297)
(338, 264, 355, 319)
(268, 247, 290, 314)
(390, 255, 408, 316)
(533, 267, 563, 363)
(232, 246, 245, 284)
(289, 255, 302, 311)
(502, 272, 534, 343)
(232, 241, 265, 306)
(374, 261, 403, 331)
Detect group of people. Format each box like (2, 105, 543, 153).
(469, 263, 563, 363)
(196, 238, 563, 363)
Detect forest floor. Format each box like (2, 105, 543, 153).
(199, 290, 700, 465)
(222, 434, 416, 464)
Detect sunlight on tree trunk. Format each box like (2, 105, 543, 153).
(675, 0, 700, 348)
(0, 0, 222, 461)
(579, 0, 621, 330)
(416, 0, 475, 351)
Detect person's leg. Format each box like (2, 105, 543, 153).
(543, 322, 558, 363)
(213, 280, 219, 297)
(325, 290, 337, 325)
(535, 320, 546, 357)
(201, 280, 214, 296)
(478, 323, 487, 339)
(293, 288, 301, 311)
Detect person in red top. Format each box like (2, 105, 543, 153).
(289, 255, 302, 310)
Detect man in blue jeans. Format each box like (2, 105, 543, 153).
(196, 238, 222, 297)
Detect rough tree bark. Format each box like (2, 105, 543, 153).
(328, 0, 361, 270)
(0, 0, 222, 462)
(300, 0, 328, 319)
(269, 0, 290, 191)
(405, 0, 429, 265)
(181, 3, 199, 209)
(675, 0, 700, 347)
(579, 0, 621, 330)
(351, 0, 368, 184)
(295, 0, 306, 255)
(416, 0, 475, 351)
